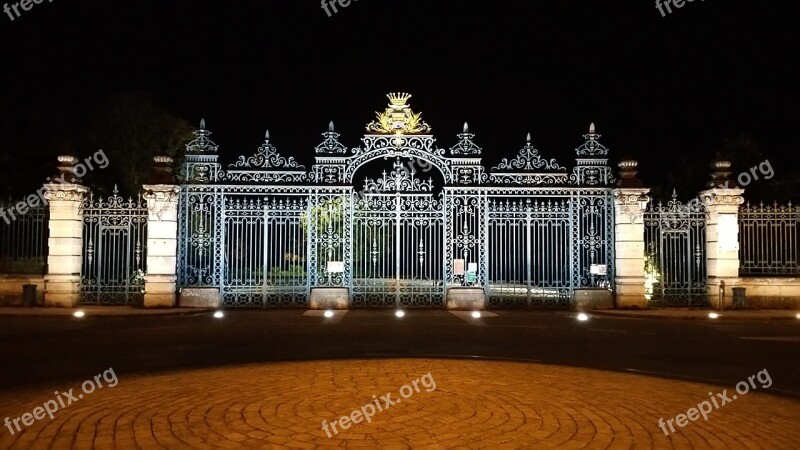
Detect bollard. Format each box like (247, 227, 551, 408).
(732, 287, 746, 309)
(22, 284, 37, 307)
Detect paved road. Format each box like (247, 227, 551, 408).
(1, 310, 798, 397)
(2, 359, 799, 449)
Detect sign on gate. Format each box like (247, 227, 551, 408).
(465, 271, 477, 284)
(590, 264, 608, 276)
(454, 259, 465, 276)
(327, 261, 345, 273)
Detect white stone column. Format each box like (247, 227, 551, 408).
(142, 184, 181, 308)
(44, 177, 90, 307)
(699, 187, 745, 308)
(613, 188, 650, 308)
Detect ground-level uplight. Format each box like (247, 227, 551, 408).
(576, 313, 590, 322)
(796, 313, 800, 320)
(73, 310, 85, 318)
(324, 310, 335, 318)
(471, 311, 482, 319)
(708, 312, 720, 319)
(213, 311, 225, 319)
(395, 310, 406, 318)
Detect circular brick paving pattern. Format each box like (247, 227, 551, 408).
(1, 359, 799, 449)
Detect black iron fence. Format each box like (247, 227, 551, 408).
(0, 202, 49, 274)
(739, 202, 800, 276)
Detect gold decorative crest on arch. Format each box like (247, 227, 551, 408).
(366, 93, 432, 135)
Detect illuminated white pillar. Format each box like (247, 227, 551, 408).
(142, 157, 181, 308)
(613, 188, 650, 308)
(700, 187, 745, 308)
(44, 156, 89, 307)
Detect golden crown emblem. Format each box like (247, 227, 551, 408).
(387, 92, 412, 107)
(366, 92, 431, 135)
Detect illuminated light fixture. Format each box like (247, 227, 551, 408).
(576, 313, 590, 322)
(73, 310, 85, 318)
(324, 310, 335, 318)
(471, 311, 482, 319)
(795, 313, 800, 319)
(708, 312, 720, 319)
(213, 311, 225, 319)
(395, 310, 406, 318)
(638, 193, 651, 211)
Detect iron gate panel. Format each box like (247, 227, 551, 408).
(222, 196, 310, 307)
(0, 203, 48, 274)
(486, 197, 573, 308)
(81, 189, 148, 305)
(351, 192, 444, 308)
(178, 188, 220, 287)
(644, 193, 708, 306)
(739, 202, 800, 275)
(574, 194, 615, 289)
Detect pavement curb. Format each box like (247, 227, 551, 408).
(0, 308, 214, 318)
(589, 310, 800, 320)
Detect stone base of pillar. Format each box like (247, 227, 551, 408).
(573, 288, 614, 311)
(309, 288, 350, 310)
(615, 295, 647, 309)
(44, 275, 81, 307)
(446, 287, 487, 310)
(144, 275, 177, 308)
(614, 278, 648, 309)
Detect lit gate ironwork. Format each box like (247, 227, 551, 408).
(177, 94, 617, 309)
(81, 187, 148, 305)
(644, 192, 708, 306)
(351, 161, 445, 307)
(444, 130, 615, 308)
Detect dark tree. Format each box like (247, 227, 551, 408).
(88, 91, 195, 195)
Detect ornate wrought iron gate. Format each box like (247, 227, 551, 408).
(644, 193, 708, 306)
(81, 188, 148, 305)
(177, 94, 616, 309)
(351, 175, 445, 307)
(221, 194, 309, 307)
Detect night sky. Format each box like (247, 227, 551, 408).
(0, 0, 797, 199)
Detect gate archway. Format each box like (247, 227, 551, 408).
(350, 158, 446, 307)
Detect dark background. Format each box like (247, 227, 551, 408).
(0, 0, 797, 200)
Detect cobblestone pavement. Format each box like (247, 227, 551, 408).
(1, 359, 798, 449)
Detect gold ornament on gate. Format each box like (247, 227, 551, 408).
(366, 93, 432, 135)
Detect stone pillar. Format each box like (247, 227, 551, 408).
(700, 161, 745, 308)
(44, 156, 89, 307)
(142, 156, 181, 308)
(612, 160, 650, 308)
